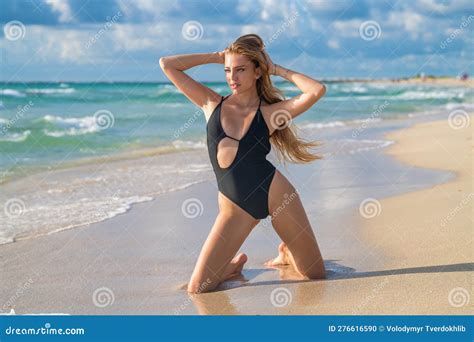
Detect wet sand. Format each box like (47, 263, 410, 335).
(0, 115, 472, 315)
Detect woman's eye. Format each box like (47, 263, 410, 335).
(224, 69, 244, 73)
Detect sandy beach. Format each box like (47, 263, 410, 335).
(0, 113, 472, 315)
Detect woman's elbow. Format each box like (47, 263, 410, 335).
(159, 57, 168, 69)
(317, 84, 326, 97)
(312, 83, 326, 100)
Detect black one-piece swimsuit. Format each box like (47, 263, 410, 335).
(206, 94, 277, 219)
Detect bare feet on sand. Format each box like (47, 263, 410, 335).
(222, 253, 248, 280)
(264, 242, 291, 267)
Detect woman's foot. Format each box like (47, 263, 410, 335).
(264, 242, 291, 267)
(222, 253, 248, 280)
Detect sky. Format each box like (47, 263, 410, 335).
(0, 0, 472, 82)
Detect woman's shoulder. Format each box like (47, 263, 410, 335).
(202, 94, 225, 122)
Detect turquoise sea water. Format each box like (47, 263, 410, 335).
(1, 81, 471, 182)
(0, 80, 472, 245)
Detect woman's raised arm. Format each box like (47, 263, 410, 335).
(159, 52, 224, 113)
(262, 50, 326, 122)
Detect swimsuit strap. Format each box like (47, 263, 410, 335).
(220, 95, 239, 141)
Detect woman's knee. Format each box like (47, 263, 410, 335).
(301, 262, 326, 280)
(187, 276, 216, 294)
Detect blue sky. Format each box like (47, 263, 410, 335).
(1, 0, 472, 82)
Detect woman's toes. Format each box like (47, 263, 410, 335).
(224, 253, 248, 279)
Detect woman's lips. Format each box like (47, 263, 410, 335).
(230, 84, 239, 89)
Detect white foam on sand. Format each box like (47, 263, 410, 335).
(0, 308, 70, 315)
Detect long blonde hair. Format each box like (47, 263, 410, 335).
(224, 33, 323, 164)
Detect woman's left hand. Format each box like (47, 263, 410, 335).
(262, 49, 276, 75)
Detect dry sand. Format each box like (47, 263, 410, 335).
(0, 116, 472, 315)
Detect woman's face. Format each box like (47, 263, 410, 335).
(224, 53, 261, 93)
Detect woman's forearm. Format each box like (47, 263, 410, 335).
(159, 52, 222, 71)
(274, 64, 325, 94)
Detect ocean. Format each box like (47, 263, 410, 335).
(0, 80, 472, 244)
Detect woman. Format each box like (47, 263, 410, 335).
(160, 34, 327, 294)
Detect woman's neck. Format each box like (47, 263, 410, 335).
(230, 88, 260, 107)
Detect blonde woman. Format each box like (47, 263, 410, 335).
(160, 34, 327, 293)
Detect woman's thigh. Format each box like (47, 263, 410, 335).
(268, 170, 325, 278)
(188, 193, 259, 291)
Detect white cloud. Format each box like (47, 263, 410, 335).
(45, 0, 74, 23)
(328, 39, 340, 50)
(333, 19, 364, 38)
(387, 11, 425, 40)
